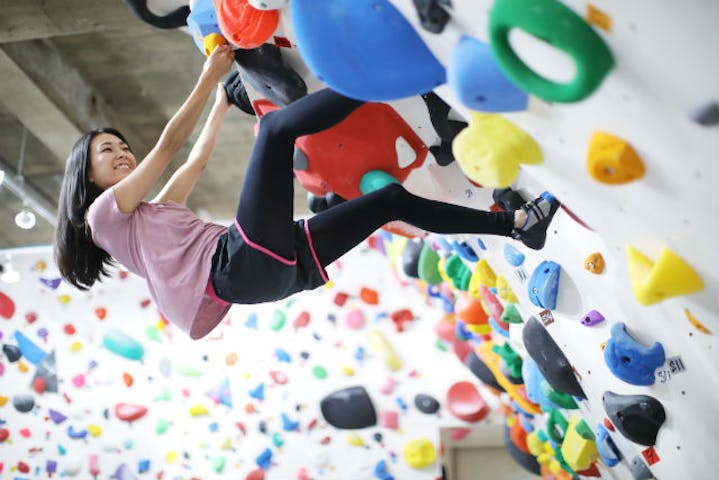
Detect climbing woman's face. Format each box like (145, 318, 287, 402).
(88, 133, 136, 190)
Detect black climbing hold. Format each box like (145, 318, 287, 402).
(13, 393, 35, 413)
(689, 100, 719, 126)
(402, 238, 425, 279)
(414, 393, 440, 414)
(503, 423, 541, 475)
(259, 420, 268, 434)
(2, 344, 21, 362)
(630, 454, 654, 480)
(234, 44, 308, 107)
(320, 386, 377, 429)
(413, 0, 452, 34)
(122, 0, 189, 29)
(499, 360, 524, 385)
(522, 316, 586, 399)
(464, 348, 505, 393)
(603, 391, 666, 446)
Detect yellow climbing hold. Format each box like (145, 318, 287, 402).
(346, 433, 365, 447)
(342, 366, 355, 376)
(57, 294, 71, 305)
(685, 308, 711, 335)
(0, 396, 8, 407)
(627, 246, 704, 305)
(561, 416, 599, 471)
(87, 424, 102, 437)
(453, 112, 543, 188)
(203, 32, 227, 56)
(587, 131, 645, 184)
(385, 236, 408, 270)
(496, 276, 518, 303)
(437, 257, 453, 286)
(166, 451, 178, 463)
(189, 404, 210, 417)
(526, 430, 547, 456)
(403, 438, 437, 469)
(70, 341, 83, 352)
(18, 360, 29, 373)
(367, 329, 402, 372)
(219, 437, 233, 451)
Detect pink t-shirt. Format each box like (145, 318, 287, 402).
(86, 188, 230, 339)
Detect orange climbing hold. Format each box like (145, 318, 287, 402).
(359, 287, 379, 305)
(586, 4, 612, 32)
(454, 292, 489, 326)
(584, 252, 605, 274)
(587, 131, 645, 184)
(215, 0, 279, 49)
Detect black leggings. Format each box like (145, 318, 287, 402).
(236, 89, 515, 268)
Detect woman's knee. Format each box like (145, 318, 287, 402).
(257, 110, 292, 140)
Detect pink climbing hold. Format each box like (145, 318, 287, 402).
(450, 428, 472, 441)
(297, 467, 310, 480)
(346, 308, 365, 330)
(269, 370, 288, 385)
(381, 410, 399, 430)
(380, 376, 397, 395)
(71, 374, 85, 388)
(115, 403, 148, 423)
(434, 315, 456, 343)
(293, 311, 311, 330)
(0, 291, 15, 319)
(89, 454, 100, 476)
(446, 381, 489, 423)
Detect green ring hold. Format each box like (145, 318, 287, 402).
(489, 0, 614, 102)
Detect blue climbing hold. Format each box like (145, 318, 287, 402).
(527, 261, 561, 310)
(452, 240, 479, 262)
(448, 35, 529, 112)
(282, 412, 300, 431)
(14, 330, 48, 365)
(521, 357, 562, 411)
(503, 244, 525, 266)
(256, 448, 273, 469)
(249, 383, 265, 401)
(604, 323, 665, 386)
(291, 0, 446, 101)
(186, 0, 223, 55)
(595, 423, 621, 467)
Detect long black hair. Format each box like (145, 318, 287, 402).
(54, 127, 130, 290)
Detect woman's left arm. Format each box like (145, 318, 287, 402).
(152, 83, 231, 205)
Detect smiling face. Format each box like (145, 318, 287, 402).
(88, 133, 136, 190)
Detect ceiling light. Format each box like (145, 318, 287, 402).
(0, 256, 20, 284)
(15, 208, 36, 229)
(0, 169, 5, 186)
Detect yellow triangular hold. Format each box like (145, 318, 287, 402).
(561, 416, 599, 471)
(453, 112, 543, 188)
(496, 276, 519, 303)
(627, 246, 704, 305)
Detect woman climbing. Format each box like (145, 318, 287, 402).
(55, 45, 559, 340)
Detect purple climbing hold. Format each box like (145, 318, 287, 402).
(581, 310, 605, 326)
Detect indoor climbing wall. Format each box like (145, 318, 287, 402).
(174, 0, 717, 478)
(0, 242, 510, 479)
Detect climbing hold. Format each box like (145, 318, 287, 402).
(418, 242, 442, 285)
(581, 310, 605, 326)
(521, 358, 561, 411)
(503, 424, 541, 475)
(540, 381, 578, 409)
(527, 261, 561, 310)
(561, 416, 599, 471)
(403, 438, 437, 469)
(446, 381, 489, 422)
(496, 276, 519, 303)
(115, 403, 148, 423)
(627, 246, 704, 305)
(381, 410, 399, 430)
(602, 391, 666, 446)
(492, 342, 523, 380)
(501, 303, 523, 324)
(0, 290, 15, 319)
(630, 455, 655, 480)
(444, 254, 472, 290)
(448, 35, 529, 112)
(489, 0, 614, 102)
(291, 0, 446, 101)
(452, 240, 479, 263)
(216, 0, 278, 49)
(412, 0, 450, 33)
(522, 317, 586, 399)
(454, 292, 489, 328)
(13, 393, 35, 413)
(292, 311, 311, 330)
(249, 383, 265, 400)
(14, 330, 48, 365)
(367, 329, 402, 371)
(604, 322, 665, 386)
(346, 309, 366, 330)
(453, 112, 542, 188)
(186, 0, 224, 55)
(473, 259, 497, 288)
(595, 423, 622, 467)
(401, 239, 424, 279)
(269, 310, 286, 330)
(584, 252, 605, 274)
(503, 244, 525, 267)
(684, 308, 711, 334)
(587, 131, 645, 184)
(102, 330, 144, 361)
(312, 365, 328, 379)
(320, 386, 377, 429)
(414, 393, 440, 414)
(2, 343, 21, 362)
(359, 287, 380, 305)
(689, 100, 719, 126)
(477, 341, 540, 413)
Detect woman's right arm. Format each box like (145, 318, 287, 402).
(112, 45, 234, 213)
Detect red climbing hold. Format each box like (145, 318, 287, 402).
(115, 403, 148, 422)
(0, 291, 15, 319)
(245, 468, 265, 480)
(446, 381, 489, 422)
(333, 292, 349, 307)
(216, 0, 279, 49)
(293, 311, 311, 329)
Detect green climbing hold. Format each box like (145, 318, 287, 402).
(492, 341, 523, 378)
(359, 170, 400, 194)
(541, 380, 578, 410)
(156, 387, 172, 402)
(418, 243, 442, 286)
(312, 365, 328, 379)
(489, 0, 614, 102)
(145, 325, 161, 342)
(445, 255, 472, 291)
(501, 303, 523, 324)
(272, 432, 285, 447)
(156, 418, 171, 435)
(270, 310, 287, 331)
(210, 456, 226, 473)
(575, 418, 595, 441)
(58, 444, 67, 455)
(435, 338, 449, 352)
(177, 365, 203, 377)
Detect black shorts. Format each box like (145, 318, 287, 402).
(210, 219, 328, 304)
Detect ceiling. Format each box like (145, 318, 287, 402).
(0, 0, 309, 249)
